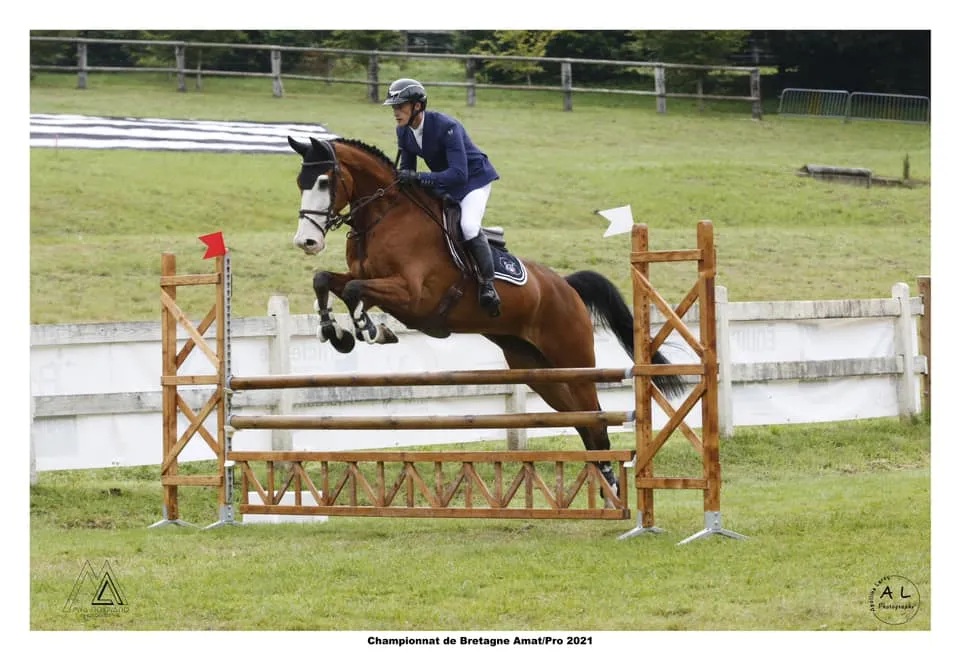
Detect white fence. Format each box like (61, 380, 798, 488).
(30, 284, 926, 474)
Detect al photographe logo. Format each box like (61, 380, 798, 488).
(868, 575, 920, 625)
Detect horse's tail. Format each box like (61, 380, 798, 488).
(565, 270, 685, 399)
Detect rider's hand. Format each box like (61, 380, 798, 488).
(397, 169, 419, 185)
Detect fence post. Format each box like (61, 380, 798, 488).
(892, 282, 919, 419)
(654, 65, 666, 114)
(271, 49, 284, 98)
(696, 78, 704, 113)
(175, 45, 186, 92)
(77, 42, 88, 89)
(267, 296, 294, 451)
(917, 276, 931, 414)
(195, 49, 203, 90)
(750, 68, 762, 119)
(506, 385, 528, 450)
(716, 285, 734, 439)
(367, 54, 379, 103)
(561, 61, 573, 112)
(465, 57, 477, 107)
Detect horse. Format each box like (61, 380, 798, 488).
(286, 135, 684, 499)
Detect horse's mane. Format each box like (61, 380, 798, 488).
(332, 138, 396, 173)
(333, 137, 440, 212)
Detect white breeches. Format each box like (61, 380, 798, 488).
(459, 183, 493, 240)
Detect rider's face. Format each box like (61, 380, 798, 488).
(392, 101, 420, 127)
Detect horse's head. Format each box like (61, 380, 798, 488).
(287, 136, 352, 255)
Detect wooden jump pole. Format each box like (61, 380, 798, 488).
(229, 410, 633, 430)
(228, 367, 701, 390)
(231, 367, 634, 389)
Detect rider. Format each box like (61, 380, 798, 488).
(383, 78, 502, 317)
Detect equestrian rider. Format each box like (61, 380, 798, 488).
(383, 78, 502, 317)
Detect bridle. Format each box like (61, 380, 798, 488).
(298, 156, 399, 238)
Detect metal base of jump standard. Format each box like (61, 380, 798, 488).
(153, 221, 744, 544)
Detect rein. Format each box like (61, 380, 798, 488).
(400, 187, 454, 239)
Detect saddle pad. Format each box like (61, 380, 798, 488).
(492, 247, 528, 286)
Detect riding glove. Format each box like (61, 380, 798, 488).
(398, 169, 419, 185)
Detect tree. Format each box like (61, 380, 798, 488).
(471, 30, 558, 84)
(627, 31, 751, 91)
(758, 30, 930, 96)
(326, 30, 405, 68)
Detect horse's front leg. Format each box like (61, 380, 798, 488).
(341, 276, 416, 345)
(313, 271, 358, 353)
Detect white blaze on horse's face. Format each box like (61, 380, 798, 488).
(293, 174, 332, 255)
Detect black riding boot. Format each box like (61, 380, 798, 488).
(465, 234, 501, 317)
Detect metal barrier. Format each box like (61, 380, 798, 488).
(779, 88, 930, 124)
(778, 88, 850, 119)
(848, 92, 930, 124)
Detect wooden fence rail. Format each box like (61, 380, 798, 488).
(30, 36, 763, 117)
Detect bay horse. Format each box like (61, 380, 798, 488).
(286, 135, 683, 498)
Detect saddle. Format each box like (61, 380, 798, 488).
(421, 197, 527, 334)
(441, 199, 508, 281)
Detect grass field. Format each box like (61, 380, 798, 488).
(28, 71, 932, 635)
(31, 418, 930, 631)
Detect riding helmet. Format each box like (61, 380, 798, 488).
(383, 78, 427, 107)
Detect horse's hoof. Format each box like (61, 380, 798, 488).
(599, 466, 619, 508)
(378, 325, 399, 344)
(356, 323, 380, 344)
(330, 330, 356, 354)
(317, 322, 342, 344)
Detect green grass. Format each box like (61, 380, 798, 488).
(30, 417, 930, 631)
(30, 73, 929, 323)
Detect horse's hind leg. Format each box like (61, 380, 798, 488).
(486, 335, 621, 504)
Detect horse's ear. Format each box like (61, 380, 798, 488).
(288, 136, 309, 157)
(309, 136, 335, 161)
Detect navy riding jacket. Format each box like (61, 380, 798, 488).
(396, 110, 499, 201)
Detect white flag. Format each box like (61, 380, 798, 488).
(596, 205, 634, 237)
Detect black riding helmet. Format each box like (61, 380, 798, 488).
(383, 78, 427, 109)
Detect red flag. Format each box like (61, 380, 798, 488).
(198, 231, 227, 259)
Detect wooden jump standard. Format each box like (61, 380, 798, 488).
(152, 221, 744, 543)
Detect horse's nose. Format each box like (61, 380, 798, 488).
(303, 239, 317, 249)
